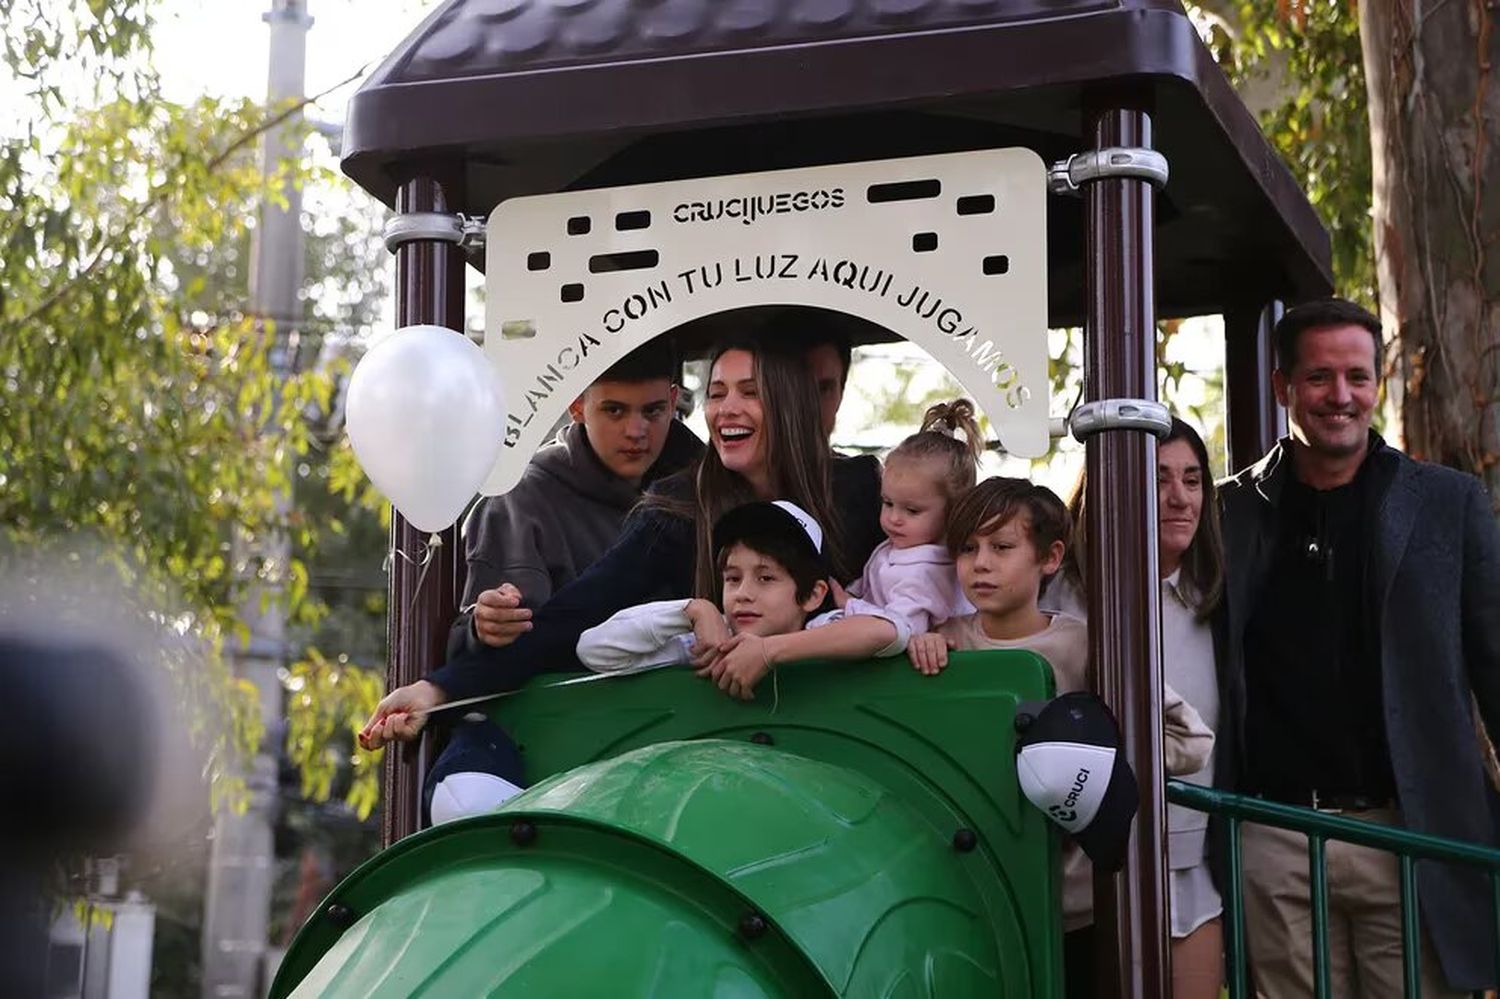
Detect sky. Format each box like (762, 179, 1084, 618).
(151, 0, 430, 116)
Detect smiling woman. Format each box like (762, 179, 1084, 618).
(668, 335, 873, 600)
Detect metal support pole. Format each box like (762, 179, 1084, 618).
(202, 3, 309, 995)
(1082, 102, 1171, 999)
(1224, 300, 1286, 472)
(382, 166, 466, 847)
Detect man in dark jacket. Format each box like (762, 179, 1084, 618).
(1218, 298, 1500, 993)
(447, 338, 703, 658)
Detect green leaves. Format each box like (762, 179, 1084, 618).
(1193, 0, 1375, 304)
(283, 650, 385, 820)
(2, 0, 388, 819)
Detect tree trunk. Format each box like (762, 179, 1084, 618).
(1361, 1, 1500, 506)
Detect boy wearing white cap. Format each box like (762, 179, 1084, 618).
(578, 500, 909, 696)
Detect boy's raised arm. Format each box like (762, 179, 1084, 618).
(576, 598, 704, 675)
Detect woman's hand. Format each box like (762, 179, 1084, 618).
(701, 633, 776, 701)
(685, 598, 732, 668)
(907, 633, 953, 676)
(828, 577, 851, 610)
(358, 680, 445, 750)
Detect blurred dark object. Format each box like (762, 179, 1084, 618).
(0, 634, 157, 992)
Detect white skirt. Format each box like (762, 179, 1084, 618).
(1170, 860, 1223, 939)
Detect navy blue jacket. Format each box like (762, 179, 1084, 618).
(428, 453, 885, 701)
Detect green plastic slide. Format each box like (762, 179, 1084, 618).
(272, 652, 1062, 997)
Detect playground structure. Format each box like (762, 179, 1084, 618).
(272, 653, 1063, 996)
(274, 1, 1347, 995)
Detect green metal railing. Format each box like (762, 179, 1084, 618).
(1167, 779, 1500, 999)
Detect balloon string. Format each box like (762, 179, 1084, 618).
(381, 533, 444, 619)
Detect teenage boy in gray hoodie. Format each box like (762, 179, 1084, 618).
(448, 338, 703, 658)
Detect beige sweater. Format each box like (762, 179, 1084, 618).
(936, 612, 1214, 930)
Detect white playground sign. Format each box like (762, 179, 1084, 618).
(481, 149, 1049, 496)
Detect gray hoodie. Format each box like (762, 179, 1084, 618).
(447, 419, 703, 657)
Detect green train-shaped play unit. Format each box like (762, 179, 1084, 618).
(271, 652, 1068, 997)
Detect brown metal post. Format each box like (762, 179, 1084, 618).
(1224, 300, 1286, 473)
(383, 166, 467, 847)
(1082, 104, 1171, 998)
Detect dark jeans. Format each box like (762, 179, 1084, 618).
(422, 717, 526, 826)
(1063, 925, 1094, 999)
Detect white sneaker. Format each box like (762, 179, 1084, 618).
(429, 771, 525, 825)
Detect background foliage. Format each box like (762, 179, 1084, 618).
(0, 0, 389, 818)
(1194, 0, 1374, 304)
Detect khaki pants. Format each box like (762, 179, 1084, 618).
(1241, 810, 1463, 998)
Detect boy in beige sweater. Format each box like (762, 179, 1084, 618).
(906, 476, 1212, 999)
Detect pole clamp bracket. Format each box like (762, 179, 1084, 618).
(1048, 147, 1169, 196)
(382, 213, 487, 253)
(1069, 399, 1172, 442)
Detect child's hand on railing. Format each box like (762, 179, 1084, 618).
(907, 633, 954, 676)
(702, 633, 774, 701)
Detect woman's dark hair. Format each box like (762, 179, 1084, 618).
(1061, 416, 1225, 619)
(647, 334, 847, 600)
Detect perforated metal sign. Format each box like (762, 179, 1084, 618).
(481, 149, 1048, 495)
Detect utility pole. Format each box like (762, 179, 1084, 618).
(200, 2, 310, 996)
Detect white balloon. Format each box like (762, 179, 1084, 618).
(345, 324, 507, 532)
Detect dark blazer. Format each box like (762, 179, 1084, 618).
(1217, 435, 1500, 989)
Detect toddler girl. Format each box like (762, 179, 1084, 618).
(819, 398, 982, 646)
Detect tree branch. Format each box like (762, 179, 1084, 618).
(7, 64, 367, 335)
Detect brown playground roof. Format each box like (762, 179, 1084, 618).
(342, 0, 1334, 324)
